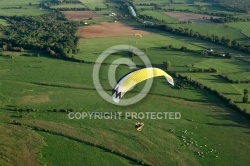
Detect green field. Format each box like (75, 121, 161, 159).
(95, 8, 128, 15)
(226, 22, 250, 34)
(0, 7, 50, 16)
(226, 22, 250, 41)
(135, 5, 154, 10)
(1, 50, 250, 165)
(223, 72, 250, 82)
(180, 58, 250, 112)
(73, 34, 202, 61)
(39, 132, 137, 166)
(50, 3, 86, 9)
(0, 0, 50, 16)
(84, 2, 107, 10)
(140, 10, 179, 23)
(135, 0, 243, 15)
(162, 4, 201, 11)
(134, 0, 171, 4)
(0, 0, 46, 6)
(79, 0, 104, 2)
(171, 23, 249, 43)
(0, 18, 8, 25)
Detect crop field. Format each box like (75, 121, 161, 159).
(76, 22, 151, 38)
(164, 12, 219, 23)
(61, 11, 101, 20)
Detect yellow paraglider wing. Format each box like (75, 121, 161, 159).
(134, 33, 142, 37)
(112, 67, 174, 103)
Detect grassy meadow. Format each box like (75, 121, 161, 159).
(1, 37, 250, 165)
(139, 11, 179, 23)
(0, 0, 50, 16)
(171, 23, 249, 43)
(0, 18, 9, 25)
(50, 3, 86, 9)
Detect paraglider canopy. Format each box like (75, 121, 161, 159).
(112, 67, 174, 103)
(134, 33, 142, 37)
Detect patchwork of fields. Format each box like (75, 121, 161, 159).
(0, 0, 250, 165)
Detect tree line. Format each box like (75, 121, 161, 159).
(151, 24, 250, 54)
(208, 0, 250, 13)
(0, 12, 79, 59)
(175, 74, 250, 117)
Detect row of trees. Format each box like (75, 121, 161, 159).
(188, 67, 217, 73)
(0, 12, 79, 59)
(210, 0, 250, 13)
(212, 16, 250, 23)
(153, 24, 250, 54)
(175, 74, 250, 116)
(220, 75, 250, 84)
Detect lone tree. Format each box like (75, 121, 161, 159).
(243, 94, 249, 103)
(244, 89, 249, 95)
(163, 61, 171, 71)
(242, 89, 249, 103)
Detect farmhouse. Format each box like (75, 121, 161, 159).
(109, 13, 117, 17)
(206, 48, 213, 52)
(143, 21, 154, 25)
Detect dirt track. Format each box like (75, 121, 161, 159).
(76, 22, 150, 38)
